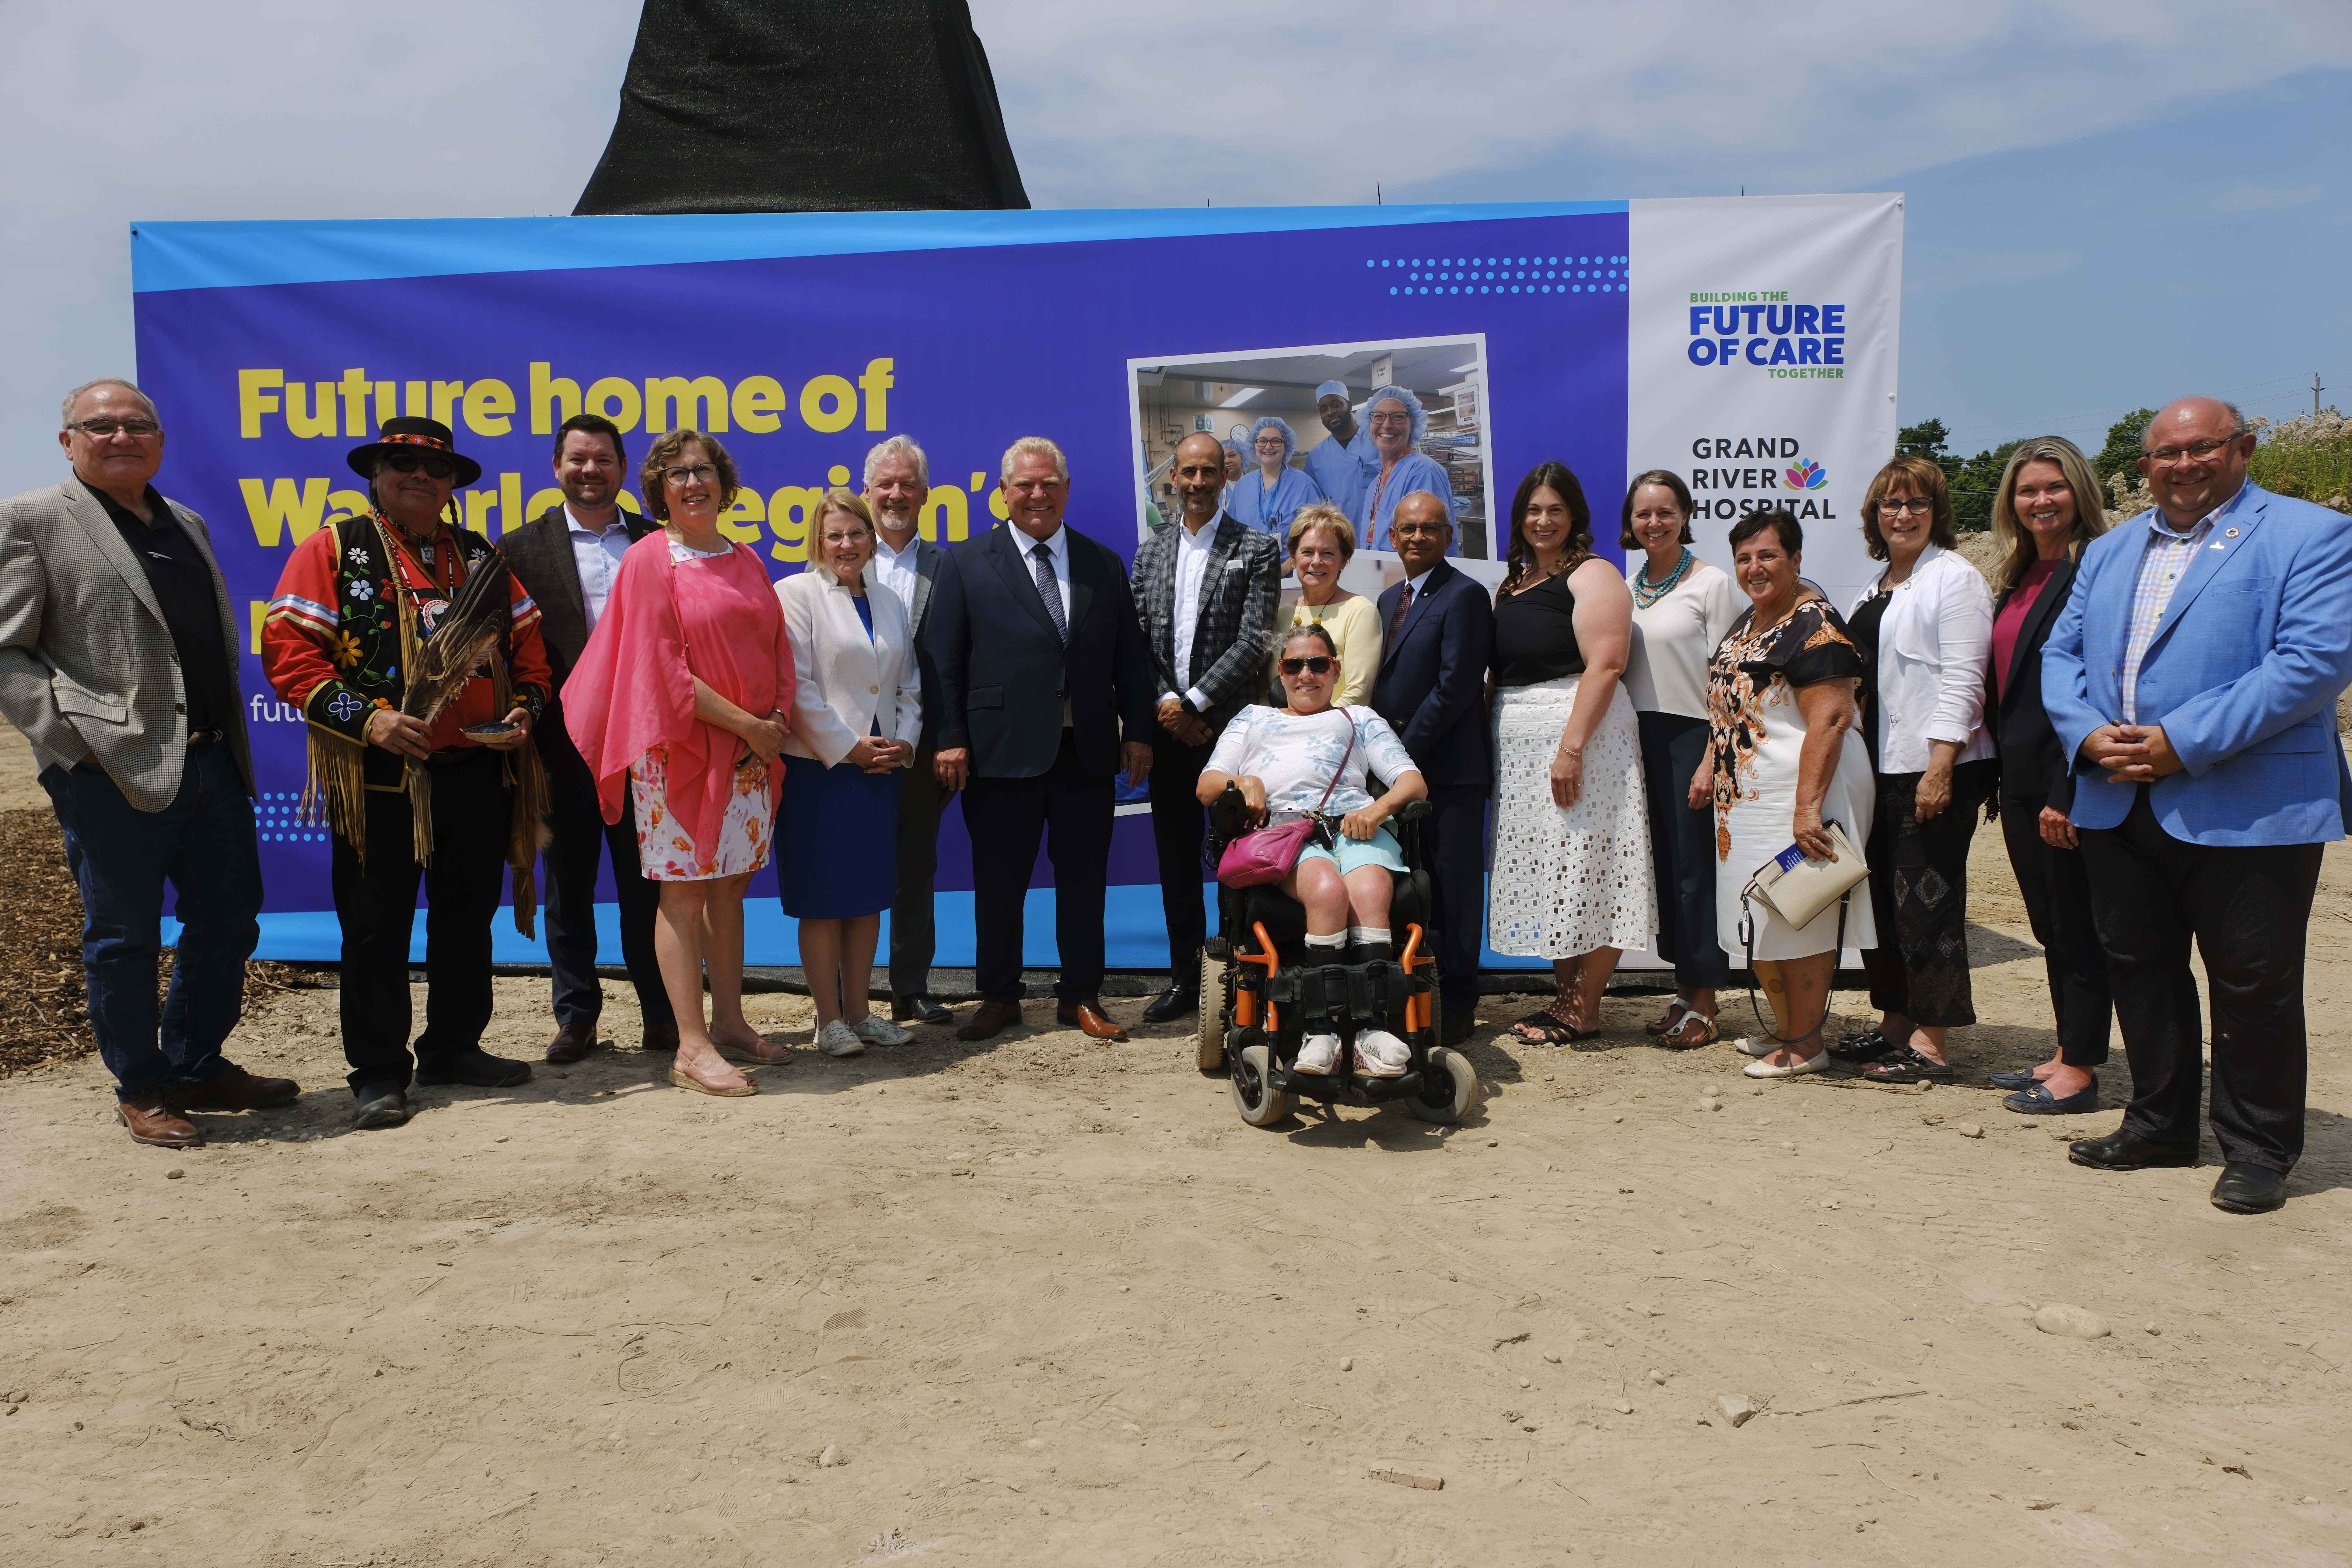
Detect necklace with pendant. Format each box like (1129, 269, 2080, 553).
(1633, 547, 1693, 608)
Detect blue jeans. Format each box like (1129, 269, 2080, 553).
(40, 747, 263, 1101)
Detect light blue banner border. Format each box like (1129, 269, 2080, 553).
(128, 202, 1629, 295)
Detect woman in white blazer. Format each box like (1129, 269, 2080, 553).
(774, 489, 925, 1057)
(1832, 456, 1997, 1083)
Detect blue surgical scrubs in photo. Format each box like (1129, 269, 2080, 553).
(1359, 452, 1456, 553)
(1303, 425, 1376, 521)
(1231, 466, 1325, 539)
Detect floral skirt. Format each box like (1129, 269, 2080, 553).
(630, 743, 775, 881)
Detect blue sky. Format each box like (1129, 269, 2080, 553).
(1, 1, 2345, 490)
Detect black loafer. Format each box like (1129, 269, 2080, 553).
(2067, 1130, 2197, 1171)
(891, 993, 954, 1027)
(1829, 1028, 1896, 1063)
(1141, 986, 1199, 1025)
(2004, 1073, 2098, 1115)
(1987, 1067, 2042, 1091)
(352, 1087, 410, 1130)
(414, 1049, 533, 1089)
(2210, 1162, 2286, 1214)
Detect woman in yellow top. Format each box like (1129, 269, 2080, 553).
(1269, 502, 1383, 708)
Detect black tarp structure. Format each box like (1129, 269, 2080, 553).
(576, 0, 1029, 215)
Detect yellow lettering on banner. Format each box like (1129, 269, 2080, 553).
(500, 472, 523, 535)
(827, 465, 850, 486)
(987, 485, 1010, 522)
(731, 376, 787, 434)
(241, 477, 330, 546)
(464, 380, 516, 438)
(530, 363, 581, 435)
(968, 472, 986, 490)
(249, 600, 266, 656)
(324, 488, 370, 525)
(858, 358, 894, 431)
(338, 368, 372, 436)
(404, 381, 428, 418)
(799, 375, 856, 434)
(525, 487, 565, 520)
(464, 487, 501, 533)
(431, 381, 465, 428)
(646, 375, 728, 434)
(237, 370, 283, 438)
(284, 383, 338, 439)
(719, 488, 765, 543)
(768, 485, 821, 562)
(617, 491, 642, 515)
(374, 381, 397, 429)
(920, 484, 967, 543)
(586, 377, 642, 433)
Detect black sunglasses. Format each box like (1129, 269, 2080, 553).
(380, 451, 458, 480)
(1279, 656, 1334, 675)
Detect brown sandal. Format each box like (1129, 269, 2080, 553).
(669, 1055, 758, 1096)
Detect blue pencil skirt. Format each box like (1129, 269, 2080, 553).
(776, 757, 900, 919)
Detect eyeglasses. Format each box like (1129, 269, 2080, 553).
(1254, 437, 1286, 449)
(2145, 437, 2239, 468)
(1877, 497, 1934, 516)
(663, 464, 719, 487)
(1368, 413, 1412, 429)
(68, 418, 161, 438)
(1279, 656, 1334, 675)
(380, 451, 457, 480)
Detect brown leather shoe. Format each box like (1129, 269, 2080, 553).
(545, 1020, 597, 1064)
(641, 1018, 680, 1055)
(174, 1064, 300, 1111)
(1056, 999, 1129, 1042)
(956, 999, 1024, 1041)
(118, 1091, 203, 1148)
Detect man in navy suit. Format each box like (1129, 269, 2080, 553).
(1370, 491, 1495, 1045)
(924, 437, 1158, 1044)
(2044, 395, 2352, 1213)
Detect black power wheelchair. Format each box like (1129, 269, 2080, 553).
(1192, 785, 1482, 1129)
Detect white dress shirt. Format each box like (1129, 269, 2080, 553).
(1161, 517, 1216, 713)
(566, 505, 633, 632)
(871, 530, 921, 618)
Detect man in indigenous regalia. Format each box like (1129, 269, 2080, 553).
(263, 417, 552, 1131)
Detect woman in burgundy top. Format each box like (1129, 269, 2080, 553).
(1983, 436, 2112, 1113)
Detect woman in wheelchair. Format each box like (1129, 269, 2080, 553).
(1196, 625, 1427, 1077)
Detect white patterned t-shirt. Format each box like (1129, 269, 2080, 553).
(1204, 704, 1421, 816)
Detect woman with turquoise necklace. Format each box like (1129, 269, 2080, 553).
(1622, 470, 1743, 1048)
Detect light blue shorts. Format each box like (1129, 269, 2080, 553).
(1296, 824, 1407, 876)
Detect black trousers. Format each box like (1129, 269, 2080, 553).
(1421, 784, 1489, 1010)
(961, 730, 1113, 1005)
(1997, 793, 2111, 1067)
(2081, 788, 2322, 1171)
(541, 731, 671, 1032)
(1146, 731, 1217, 982)
(1636, 712, 1730, 988)
(887, 748, 950, 999)
(1860, 758, 1995, 1028)
(330, 750, 510, 1094)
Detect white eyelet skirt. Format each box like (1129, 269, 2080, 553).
(1487, 677, 1656, 960)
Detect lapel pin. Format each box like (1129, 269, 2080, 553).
(2224, 527, 2239, 538)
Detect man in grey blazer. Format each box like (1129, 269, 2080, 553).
(1131, 431, 1284, 1023)
(0, 379, 292, 1148)
(499, 413, 674, 1063)
(862, 435, 957, 1026)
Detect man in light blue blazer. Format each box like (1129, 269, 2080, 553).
(2042, 395, 2352, 1213)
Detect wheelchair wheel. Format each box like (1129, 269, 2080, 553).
(1408, 1045, 1481, 1125)
(1230, 1041, 1293, 1128)
(1195, 950, 1228, 1072)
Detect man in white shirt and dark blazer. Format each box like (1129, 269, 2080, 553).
(499, 413, 671, 1063)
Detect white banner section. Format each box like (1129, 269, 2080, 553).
(1627, 194, 1903, 617)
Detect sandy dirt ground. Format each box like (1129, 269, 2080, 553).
(5, 761, 2352, 1563)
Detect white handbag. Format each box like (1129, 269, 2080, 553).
(1736, 819, 1869, 1047)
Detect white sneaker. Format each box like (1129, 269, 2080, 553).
(817, 1020, 866, 1057)
(1295, 1033, 1341, 1075)
(1353, 1028, 1411, 1078)
(848, 1013, 912, 1047)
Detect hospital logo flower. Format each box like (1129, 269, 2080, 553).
(1784, 460, 1826, 492)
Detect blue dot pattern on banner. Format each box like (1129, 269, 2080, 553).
(257, 791, 329, 843)
(1372, 255, 1630, 298)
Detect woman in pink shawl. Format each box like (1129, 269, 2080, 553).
(566, 430, 795, 1097)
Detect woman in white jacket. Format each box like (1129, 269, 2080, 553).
(775, 489, 925, 1056)
(1832, 457, 1997, 1083)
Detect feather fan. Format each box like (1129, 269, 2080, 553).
(398, 554, 513, 725)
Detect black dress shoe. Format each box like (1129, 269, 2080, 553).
(1440, 1007, 1476, 1048)
(352, 1087, 410, 1130)
(2067, 1130, 2197, 1171)
(1141, 985, 1199, 1025)
(641, 1018, 680, 1055)
(414, 1049, 533, 1089)
(891, 993, 954, 1027)
(2210, 1162, 2286, 1214)
(1829, 1028, 1896, 1063)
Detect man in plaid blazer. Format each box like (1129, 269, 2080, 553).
(0, 378, 291, 1150)
(1131, 431, 1284, 1023)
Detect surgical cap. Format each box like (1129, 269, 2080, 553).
(1364, 384, 1428, 447)
(1314, 380, 1350, 402)
(1248, 416, 1299, 462)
